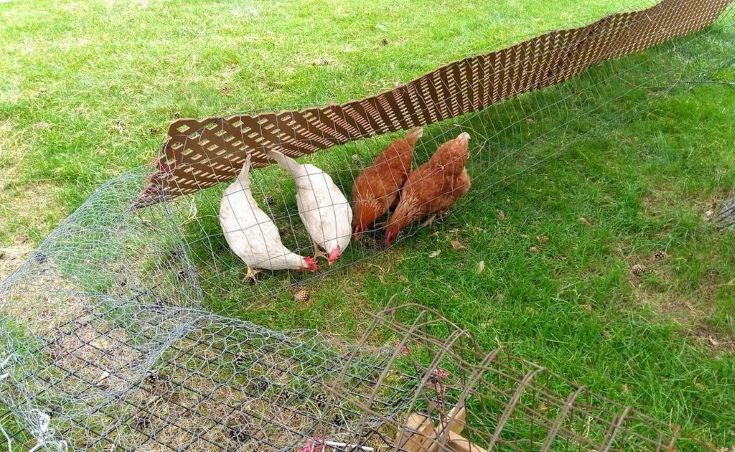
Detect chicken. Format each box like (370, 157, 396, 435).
(266, 149, 352, 263)
(219, 154, 317, 281)
(352, 127, 423, 238)
(385, 132, 471, 246)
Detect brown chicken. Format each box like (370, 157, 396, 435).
(385, 132, 471, 245)
(352, 127, 423, 238)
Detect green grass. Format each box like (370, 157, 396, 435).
(0, 0, 649, 242)
(1, 0, 734, 448)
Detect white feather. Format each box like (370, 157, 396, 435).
(267, 150, 352, 257)
(219, 155, 309, 271)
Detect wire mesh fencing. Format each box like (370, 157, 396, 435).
(0, 0, 733, 450)
(0, 299, 715, 451)
(718, 195, 735, 230)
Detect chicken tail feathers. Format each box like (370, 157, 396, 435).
(266, 149, 301, 175)
(237, 153, 253, 184)
(405, 127, 424, 146)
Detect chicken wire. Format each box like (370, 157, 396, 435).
(135, 0, 733, 206)
(0, 1, 734, 450)
(718, 196, 735, 230)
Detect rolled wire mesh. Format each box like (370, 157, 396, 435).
(0, 0, 733, 450)
(718, 195, 735, 229)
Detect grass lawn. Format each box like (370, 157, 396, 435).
(1, 0, 734, 447)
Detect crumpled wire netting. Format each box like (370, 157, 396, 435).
(0, 3, 733, 451)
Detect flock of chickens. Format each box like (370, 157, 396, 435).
(219, 128, 472, 281)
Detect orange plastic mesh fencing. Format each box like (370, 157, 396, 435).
(135, 0, 732, 207)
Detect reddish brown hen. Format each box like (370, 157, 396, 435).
(385, 132, 471, 245)
(352, 127, 423, 238)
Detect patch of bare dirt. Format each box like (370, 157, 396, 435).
(627, 248, 734, 354)
(49, 328, 380, 451)
(49, 314, 145, 394)
(0, 242, 33, 282)
(0, 181, 65, 245)
(0, 120, 65, 248)
(691, 327, 735, 354)
(1, 264, 86, 337)
(641, 187, 734, 226)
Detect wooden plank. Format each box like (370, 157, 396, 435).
(446, 404, 467, 434)
(447, 431, 488, 452)
(396, 413, 435, 452)
(424, 404, 468, 452)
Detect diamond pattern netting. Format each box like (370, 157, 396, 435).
(137, 0, 732, 207)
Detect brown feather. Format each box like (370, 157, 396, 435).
(352, 128, 422, 234)
(386, 133, 471, 244)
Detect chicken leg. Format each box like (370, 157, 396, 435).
(244, 266, 261, 285)
(421, 210, 449, 228)
(312, 239, 329, 261)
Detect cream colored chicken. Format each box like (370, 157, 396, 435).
(219, 154, 317, 281)
(266, 149, 352, 263)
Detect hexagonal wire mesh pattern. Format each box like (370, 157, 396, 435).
(0, 0, 733, 450)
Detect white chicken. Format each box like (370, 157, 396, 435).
(266, 149, 352, 263)
(219, 154, 317, 281)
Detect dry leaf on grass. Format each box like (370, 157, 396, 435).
(476, 261, 485, 274)
(429, 250, 441, 258)
(450, 240, 467, 252)
(578, 216, 592, 226)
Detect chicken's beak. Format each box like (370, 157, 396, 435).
(327, 246, 341, 265)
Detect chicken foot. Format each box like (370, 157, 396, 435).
(243, 266, 261, 285)
(312, 239, 329, 262)
(422, 210, 449, 228)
